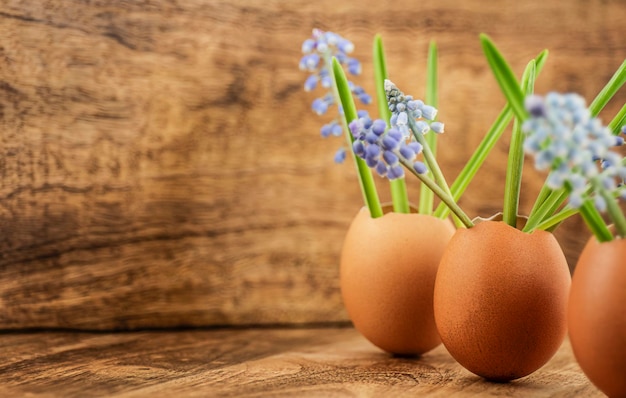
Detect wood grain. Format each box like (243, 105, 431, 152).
(0, 327, 602, 397)
(0, 0, 625, 329)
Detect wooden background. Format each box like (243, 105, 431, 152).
(0, 0, 624, 330)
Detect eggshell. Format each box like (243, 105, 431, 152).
(569, 237, 626, 398)
(340, 206, 455, 356)
(434, 220, 571, 381)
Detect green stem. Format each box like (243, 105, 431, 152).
(527, 184, 553, 222)
(480, 34, 529, 122)
(419, 41, 438, 215)
(523, 186, 568, 232)
(594, 180, 626, 238)
(502, 118, 524, 227)
(373, 34, 409, 214)
(608, 102, 626, 135)
(409, 118, 451, 194)
(503, 60, 536, 227)
(434, 50, 547, 220)
(579, 200, 614, 242)
(408, 117, 463, 228)
(331, 58, 383, 218)
(399, 158, 474, 228)
(589, 59, 626, 117)
(533, 206, 579, 232)
(433, 105, 513, 218)
(390, 178, 410, 213)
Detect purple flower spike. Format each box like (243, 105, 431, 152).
(399, 145, 416, 161)
(337, 39, 354, 54)
(304, 75, 318, 92)
(358, 93, 372, 105)
(334, 148, 347, 163)
(383, 151, 399, 166)
(375, 161, 387, 177)
(397, 112, 409, 127)
(387, 128, 403, 142)
(384, 79, 445, 139)
(353, 141, 365, 157)
(421, 105, 438, 121)
(365, 156, 378, 168)
(372, 119, 387, 135)
(388, 166, 404, 180)
(312, 98, 329, 115)
(621, 125, 626, 135)
(321, 123, 333, 138)
(382, 135, 399, 151)
(347, 58, 362, 75)
(413, 161, 428, 175)
(414, 121, 430, 134)
(365, 132, 379, 144)
(302, 39, 316, 53)
(300, 29, 372, 166)
(430, 122, 445, 134)
(365, 144, 381, 159)
(349, 120, 361, 137)
(407, 142, 422, 154)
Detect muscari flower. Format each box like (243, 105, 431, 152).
(300, 29, 372, 163)
(384, 79, 443, 139)
(522, 92, 626, 210)
(349, 114, 427, 180)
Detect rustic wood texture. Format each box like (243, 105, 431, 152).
(0, 0, 625, 329)
(0, 327, 602, 397)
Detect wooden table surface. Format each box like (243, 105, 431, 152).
(0, 327, 600, 397)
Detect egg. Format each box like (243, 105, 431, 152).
(433, 219, 571, 381)
(569, 236, 626, 398)
(340, 205, 455, 356)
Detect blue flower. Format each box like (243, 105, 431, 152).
(522, 93, 626, 210)
(300, 29, 372, 164)
(384, 79, 444, 138)
(349, 114, 427, 180)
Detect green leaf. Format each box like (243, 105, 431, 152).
(332, 57, 383, 218)
(434, 49, 548, 219)
(579, 200, 614, 242)
(608, 102, 626, 135)
(433, 105, 513, 219)
(480, 34, 529, 121)
(589, 59, 626, 117)
(502, 60, 536, 227)
(373, 35, 392, 123)
(420, 41, 439, 215)
(373, 35, 410, 214)
(523, 187, 569, 232)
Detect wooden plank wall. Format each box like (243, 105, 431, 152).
(0, 0, 624, 330)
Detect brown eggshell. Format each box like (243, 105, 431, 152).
(569, 237, 626, 398)
(340, 206, 455, 355)
(434, 220, 571, 381)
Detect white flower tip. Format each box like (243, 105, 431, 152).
(384, 79, 395, 92)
